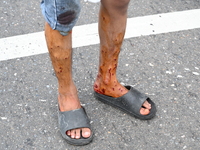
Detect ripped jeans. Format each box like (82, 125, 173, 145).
(41, 0, 81, 35)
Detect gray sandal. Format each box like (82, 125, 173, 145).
(58, 107, 93, 145)
(94, 85, 156, 120)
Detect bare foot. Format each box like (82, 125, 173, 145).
(94, 75, 151, 115)
(58, 87, 91, 139)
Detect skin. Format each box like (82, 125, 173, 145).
(44, 0, 151, 140)
(94, 0, 151, 114)
(45, 23, 91, 139)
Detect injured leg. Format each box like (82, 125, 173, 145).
(44, 23, 91, 139)
(94, 0, 151, 115)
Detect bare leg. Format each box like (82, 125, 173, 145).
(45, 23, 91, 139)
(94, 0, 151, 115)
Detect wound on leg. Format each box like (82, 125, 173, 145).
(57, 10, 76, 25)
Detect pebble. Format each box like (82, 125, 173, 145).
(149, 63, 154, 66)
(1, 117, 7, 120)
(39, 99, 46, 102)
(186, 84, 191, 88)
(192, 72, 199, 75)
(81, 103, 86, 106)
(120, 82, 125, 85)
(177, 75, 183, 78)
(181, 135, 185, 138)
(84, 0, 100, 3)
(166, 71, 172, 74)
(184, 68, 190, 71)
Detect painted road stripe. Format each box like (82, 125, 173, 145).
(1, 9, 200, 61)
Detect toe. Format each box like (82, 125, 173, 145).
(142, 100, 151, 109)
(75, 129, 81, 139)
(140, 107, 150, 115)
(70, 129, 76, 139)
(66, 130, 71, 136)
(82, 128, 91, 138)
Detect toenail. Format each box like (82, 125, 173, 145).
(84, 132, 90, 136)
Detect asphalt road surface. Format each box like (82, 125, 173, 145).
(0, 0, 200, 150)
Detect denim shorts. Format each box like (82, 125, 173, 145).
(41, 0, 81, 35)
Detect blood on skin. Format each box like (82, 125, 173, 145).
(99, 67, 103, 74)
(59, 67, 63, 73)
(102, 88, 105, 94)
(95, 90, 104, 94)
(97, 74, 101, 78)
(108, 68, 112, 77)
(112, 64, 117, 71)
(94, 84, 98, 88)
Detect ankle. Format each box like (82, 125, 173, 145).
(94, 77, 128, 97)
(58, 89, 81, 112)
(58, 94, 81, 112)
(58, 82, 78, 95)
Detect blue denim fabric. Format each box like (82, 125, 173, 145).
(41, 0, 81, 35)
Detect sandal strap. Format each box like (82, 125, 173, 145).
(122, 86, 148, 113)
(58, 107, 91, 134)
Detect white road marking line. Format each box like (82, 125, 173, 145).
(0, 9, 200, 61)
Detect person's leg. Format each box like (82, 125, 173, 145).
(94, 0, 151, 115)
(42, 0, 92, 139)
(45, 23, 91, 139)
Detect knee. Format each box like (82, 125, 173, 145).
(101, 0, 130, 14)
(108, 0, 130, 9)
(115, 0, 130, 7)
(57, 10, 79, 36)
(56, 0, 81, 36)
